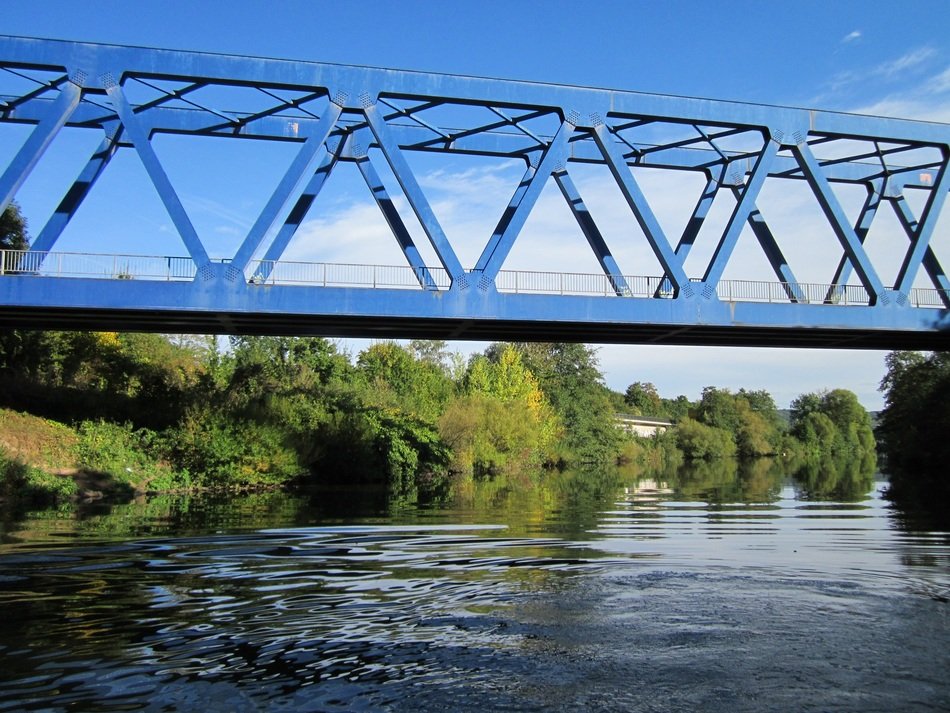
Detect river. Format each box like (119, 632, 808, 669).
(0, 463, 947, 712)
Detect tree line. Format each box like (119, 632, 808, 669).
(0, 327, 881, 504)
(0, 202, 884, 509)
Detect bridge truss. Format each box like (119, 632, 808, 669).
(0, 36, 948, 347)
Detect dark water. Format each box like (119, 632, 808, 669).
(0, 468, 947, 712)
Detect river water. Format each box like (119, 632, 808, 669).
(0, 465, 947, 712)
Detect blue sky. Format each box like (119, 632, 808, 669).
(3, 0, 950, 408)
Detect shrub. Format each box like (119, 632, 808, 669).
(76, 420, 180, 491)
(0, 447, 76, 505)
(674, 417, 737, 460)
(167, 409, 301, 487)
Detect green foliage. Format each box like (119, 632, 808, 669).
(877, 351, 950, 517)
(674, 417, 737, 459)
(356, 341, 453, 422)
(315, 406, 451, 502)
(0, 447, 77, 506)
(509, 342, 622, 463)
(76, 420, 182, 492)
(0, 203, 28, 251)
(439, 394, 543, 476)
(167, 408, 300, 487)
(692, 386, 782, 457)
(790, 388, 875, 457)
(624, 381, 662, 415)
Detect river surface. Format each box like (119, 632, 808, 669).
(0, 468, 947, 712)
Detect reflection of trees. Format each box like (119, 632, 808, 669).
(791, 452, 876, 502)
(737, 458, 786, 503)
(664, 458, 785, 504)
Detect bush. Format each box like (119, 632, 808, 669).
(0, 447, 76, 505)
(315, 407, 451, 502)
(674, 418, 737, 460)
(76, 420, 181, 491)
(167, 409, 301, 487)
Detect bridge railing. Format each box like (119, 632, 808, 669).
(0, 250, 198, 280)
(494, 270, 667, 297)
(714, 279, 872, 305)
(2, 250, 948, 308)
(247, 259, 452, 289)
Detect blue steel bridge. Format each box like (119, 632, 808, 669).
(0, 36, 948, 349)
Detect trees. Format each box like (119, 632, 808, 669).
(0, 203, 28, 251)
(692, 387, 782, 458)
(511, 342, 622, 463)
(440, 344, 560, 474)
(789, 388, 875, 458)
(877, 351, 950, 517)
(624, 381, 662, 416)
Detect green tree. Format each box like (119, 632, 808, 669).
(510, 342, 622, 463)
(357, 341, 453, 422)
(877, 351, 950, 521)
(0, 203, 28, 251)
(624, 381, 662, 415)
(442, 344, 560, 473)
(674, 417, 737, 460)
(790, 388, 874, 456)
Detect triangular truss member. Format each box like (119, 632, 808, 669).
(792, 140, 888, 304)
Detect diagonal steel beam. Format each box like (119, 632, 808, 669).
(474, 162, 537, 272)
(260, 146, 340, 266)
(231, 102, 342, 273)
(890, 192, 950, 302)
(476, 121, 573, 282)
(825, 180, 883, 302)
(656, 171, 722, 296)
(591, 122, 691, 295)
(894, 154, 950, 296)
(737, 190, 805, 302)
(701, 138, 778, 288)
(793, 141, 887, 303)
(0, 79, 81, 213)
(554, 170, 630, 296)
(30, 129, 120, 254)
(363, 101, 464, 283)
(105, 79, 210, 268)
(355, 151, 437, 290)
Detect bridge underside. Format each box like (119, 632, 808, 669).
(1, 306, 947, 350)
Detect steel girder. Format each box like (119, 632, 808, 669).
(0, 35, 949, 347)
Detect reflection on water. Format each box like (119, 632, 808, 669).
(0, 460, 947, 712)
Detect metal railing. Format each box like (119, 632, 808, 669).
(713, 279, 872, 305)
(494, 270, 669, 297)
(0, 250, 198, 281)
(246, 259, 451, 290)
(2, 249, 948, 309)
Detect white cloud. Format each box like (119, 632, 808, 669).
(874, 47, 937, 79)
(931, 65, 950, 93)
(842, 30, 862, 44)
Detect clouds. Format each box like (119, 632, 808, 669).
(841, 30, 862, 44)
